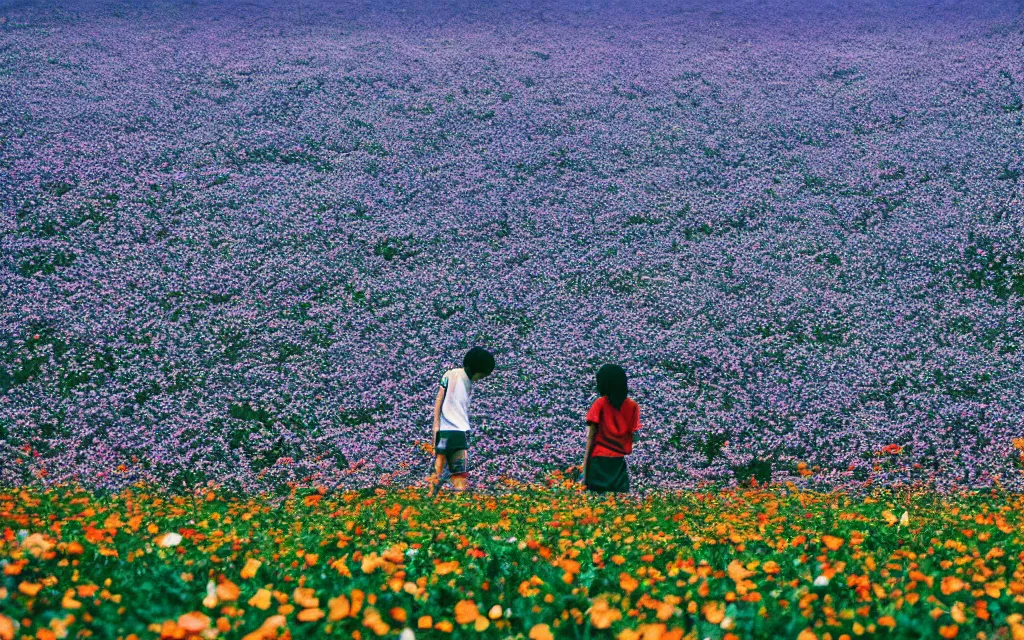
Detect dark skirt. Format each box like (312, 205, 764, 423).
(585, 455, 630, 493)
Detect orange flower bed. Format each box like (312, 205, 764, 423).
(2, 480, 1024, 639)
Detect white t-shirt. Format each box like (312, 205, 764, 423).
(439, 367, 473, 432)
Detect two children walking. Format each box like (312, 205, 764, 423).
(429, 348, 641, 496)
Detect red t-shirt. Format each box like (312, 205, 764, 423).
(586, 396, 640, 458)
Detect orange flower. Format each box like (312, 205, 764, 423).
(434, 561, 460, 575)
(454, 600, 480, 625)
(950, 602, 966, 624)
(417, 616, 433, 630)
(241, 615, 287, 640)
(702, 602, 725, 625)
(350, 590, 365, 617)
(433, 620, 453, 633)
(328, 595, 351, 621)
(797, 630, 818, 640)
(217, 580, 241, 602)
(18, 582, 42, 597)
(178, 612, 211, 634)
(293, 588, 319, 609)
(620, 573, 640, 593)
(240, 559, 262, 580)
(822, 535, 844, 551)
(362, 608, 391, 636)
(249, 589, 272, 610)
(878, 616, 896, 629)
(62, 590, 82, 609)
(529, 623, 554, 640)
(941, 576, 966, 595)
(727, 560, 753, 583)
(590, 598, 623, 629)
(939, 624, 959, 638)
(0, 615, 14, 640)
(297, 608, 324, 622)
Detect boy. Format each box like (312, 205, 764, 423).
(429, 346, 495, 497)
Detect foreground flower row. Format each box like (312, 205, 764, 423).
(2, 479, 1024, 639)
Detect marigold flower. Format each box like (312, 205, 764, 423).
(177, 612, 210, 634)
(248, 589, 272, 610)
(326, 595, 350, 621)
(822, 535, 844, 551)
(297, 608, 324, 622)
(293, 587, 318, 608)
(454, 600, 480, 625)
(528, 623, 554, 640)
(0, 615, 14, 640)
(702, 601, 725, 625)
(217, 580, 241, 602)
(590, 597, 622, 629)
(241, 559, 262, 580)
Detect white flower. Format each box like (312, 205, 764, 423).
(507, 537, 517, 543)
(405, 548, 418, 557)
(814, 575, 830, 587)
(399, 629, 416, 640)
(158, 532, 183, 547)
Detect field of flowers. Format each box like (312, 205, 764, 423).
(3, 478, 1024, 639)
(2, 0, 1024, 493)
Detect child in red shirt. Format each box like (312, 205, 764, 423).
(580, 364, 640, 493)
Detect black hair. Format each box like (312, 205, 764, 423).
(596, 364, 628, 410)
(463, 346, 495, 379)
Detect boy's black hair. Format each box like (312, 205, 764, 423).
(464, 346, 495, 379)
(597, 364, 628, 410)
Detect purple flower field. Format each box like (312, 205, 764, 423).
(1, 0, 1022, 493)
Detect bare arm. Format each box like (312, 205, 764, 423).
(432, 386, 445, 450)
(583, 421, 598, 481)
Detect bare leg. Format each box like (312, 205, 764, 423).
(450, 450, 468, 493)
(428, 454, 446, 497)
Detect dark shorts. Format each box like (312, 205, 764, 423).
(585, 456, 630, 493)
(435, 430, 469, 476)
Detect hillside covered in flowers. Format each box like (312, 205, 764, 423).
(1, 0, 1022, 492)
